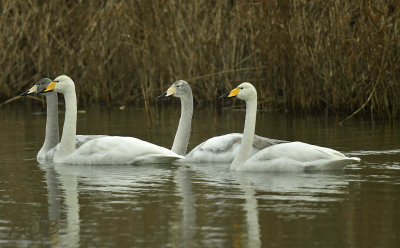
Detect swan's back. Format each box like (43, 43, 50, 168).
(54, 136, 183, 165)
(75, 135, 107, 148)
(185, 133, 287, 163)
(240, 141, 360, 171)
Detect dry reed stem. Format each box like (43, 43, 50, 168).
(0, 95, 43, 108)
(339, 51, 386, 125)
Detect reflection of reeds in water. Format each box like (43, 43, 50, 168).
(1, 0, 399, 119)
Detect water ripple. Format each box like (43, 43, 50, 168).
(346, 149, 400, 156)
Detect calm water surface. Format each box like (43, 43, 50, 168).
(0, 103, 400, 247)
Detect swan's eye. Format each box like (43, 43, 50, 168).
(240, 87, 243, 90)
(55, 80, 59, 83)
(177, 85, 180, 88)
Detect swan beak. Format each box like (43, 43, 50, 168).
(157, 86, 175, 100)
(20, 85, 38, 96)
(157, 92, 167, 100)
(219, 88, 240, 99)
(44, 81, 56, 92)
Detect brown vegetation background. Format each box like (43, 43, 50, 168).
(0, 0, 399, 118)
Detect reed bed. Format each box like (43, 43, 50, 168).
(0, 0, 399, 119)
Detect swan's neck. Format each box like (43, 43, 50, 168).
(56, 89, 77, 158)
(39, 92, 59, 157)
(172, 93, 193, 156)
(231, 97, 257, 170)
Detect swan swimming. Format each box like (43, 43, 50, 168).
(36, 75, 183, 164)
(157, 80, 287, 162)
(219, 82, 360, 171)
(20, 78, 106, 160)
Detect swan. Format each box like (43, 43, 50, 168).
(20, 78, 105, 160)
(219, 82, 361, 171)
(38, 75, 183, 164)
(157, 80, 287, 162)
(21, 78, 59, 159)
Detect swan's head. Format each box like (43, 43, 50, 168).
(43, 75, 75, 94)
(157, 80, 192, 100)
(20, 78, 53, 96)
(219, 82, 257, 101)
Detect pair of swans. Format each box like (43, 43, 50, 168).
(158, 80, 360, 171)
(21, 76, 183, 164)
(21, 75, 359, 170)
(157, 80, 288, 162)
(20, 78, 107, 160)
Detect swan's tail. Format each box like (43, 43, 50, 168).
(304, 156, 361, 171)
(348, 156, 361, 162)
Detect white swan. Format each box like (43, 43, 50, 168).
(39, 75, 183, 164)
(219, 82, 360, 171)
(20, 78, 105, 160)
(157, 80, 287, 162)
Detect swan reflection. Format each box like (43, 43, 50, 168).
(188, 163, 347, 246)
(40, 162, 80, 248)
(39, 161, 348, 247)
(39, 162, 180, 247)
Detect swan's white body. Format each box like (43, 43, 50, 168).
(44, 75, 182, 165)
(222, 83, 360, 171)
(49, 136, 183, 165)
(158, 80, 286, 162)
(236, 141, 359, 171)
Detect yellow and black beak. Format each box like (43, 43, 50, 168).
(219, 87, 240, 99)
(38, 81, 56, 94)
(157, 86, 176, 100)
(20, 85, 38, 96)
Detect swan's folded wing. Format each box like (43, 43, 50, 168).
(242, 142, 360, 171)
(185, 133, 283, 163)
(55, 136, 183, 165)
(75, 135, 108, 149)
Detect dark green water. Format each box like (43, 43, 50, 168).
(0, 103, 399, 247)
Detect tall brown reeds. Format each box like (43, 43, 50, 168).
(0, 0, 399, 119)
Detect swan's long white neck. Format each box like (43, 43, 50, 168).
(231, 96, 257, 170)
(39, 92, 59, 157)
(55, 88, 77, 159)
(172, 92, 193, 156)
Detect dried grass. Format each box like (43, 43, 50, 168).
(0, 0, 399, 119)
